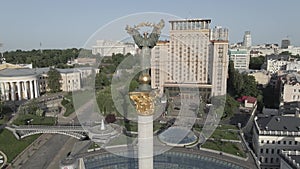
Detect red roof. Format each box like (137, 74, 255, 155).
(237, 96, 257, 103)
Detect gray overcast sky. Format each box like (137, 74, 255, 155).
(0, 0, 300, 51)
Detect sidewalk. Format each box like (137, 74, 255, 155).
(8, 134, 53, 169)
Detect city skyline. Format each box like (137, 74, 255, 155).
(1, 0, 300, 51)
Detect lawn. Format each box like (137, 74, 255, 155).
(13, 113, 55, 125)
(61, 99, 75, 117)
(153, 121, 165, 131)
(211, 129, 239, 140)
(217, 124, 238, 130)
(193, 124, 239, 140)
(0, 129, 40, 162)
(202, 140, 246, 158)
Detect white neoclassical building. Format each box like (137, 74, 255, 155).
(0, 68, 40, 101)
(0, 63, 99, 101)
(92, 40, 136, 56)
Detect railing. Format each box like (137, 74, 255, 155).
(14, 125, 87, 140)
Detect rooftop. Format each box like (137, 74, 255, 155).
(0, 66, 96, 77)
(169, 18, 211, 23)
(256, 116, 300, 132)
(0, 68, 38, 77)
(283, 72, 300, 85)
(229, 49, 248, 55)
(280, 150, 300, 169)
(280, 101, 300, 115)
(266, 54, 290, 61)
(237, 96, 257, 104)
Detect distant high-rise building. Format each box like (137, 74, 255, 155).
(242, 31, 252, 48)
(151, 19, 229, 99)
(281, 39, 291, 49)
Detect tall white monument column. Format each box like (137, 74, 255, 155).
(17, 81, 21, 100)
(129, 75, 155, 169)
(30, 80, 34, 99)
(127, 20, 164, 169)
(138, 115, 153, 169)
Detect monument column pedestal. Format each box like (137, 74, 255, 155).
(138, 115, 153, 169)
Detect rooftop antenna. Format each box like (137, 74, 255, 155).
(40, 42, 43, 54)
(0, 43, 5, 64)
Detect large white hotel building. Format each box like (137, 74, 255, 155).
(151, 19, 229, 99)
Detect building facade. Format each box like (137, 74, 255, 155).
(0, 65, 98, 101)
(92, 40, 136, 56)
(279, 46, 300, 56)
(253, 116, 300, 169)
(280, 73, 300, 104)
(0, 68, 40, 101)
(210, 26, 229, 96)
(266, 55, 291, 74)
(151, 19, 229, 98)
(251, 44, 279, 57)
(286, 61, 300, 72)
(280, 150, 300, 169)
(229, 48, 250, 70)
(151, 41, 169, 90)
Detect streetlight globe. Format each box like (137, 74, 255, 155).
(139, 74, 151, 84)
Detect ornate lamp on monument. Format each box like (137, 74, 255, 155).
(126, 19, 164, 169)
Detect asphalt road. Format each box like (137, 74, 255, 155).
(20, 134, 72, 169)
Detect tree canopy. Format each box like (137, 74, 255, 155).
(249, 56, 265, 70)
(228, 61, 261, 98)
(47, 68, 62, 93)
(227, 60, 264, 111)
(3, 48, 92, 68)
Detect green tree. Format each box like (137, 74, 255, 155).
(227, 60, 235, 94)
(95, 72, 110, 89)
(249, 56, 265, 70)
(279, 51, 292, 55)
(47, 68, 62, 93)
(129, 79, 139, 92)
(96, 87, 116, 114)
(223, 95, 239, 119)
(26, 99, 39, 114)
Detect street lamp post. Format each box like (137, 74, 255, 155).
(0, 43, 4, 64)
